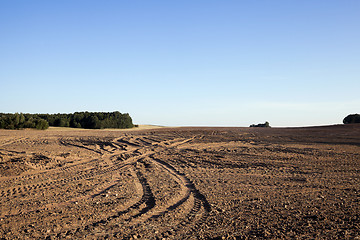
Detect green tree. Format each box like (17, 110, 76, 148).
(24, 118, 36, 128)
(35, 119, 49, 130)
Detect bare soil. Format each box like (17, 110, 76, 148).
(0, 125, 359, 239)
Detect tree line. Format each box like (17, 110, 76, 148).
(0, 111, 134, 130)
(0, 113, 49, 130)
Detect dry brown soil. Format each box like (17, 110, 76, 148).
(0, 125, 359, 239)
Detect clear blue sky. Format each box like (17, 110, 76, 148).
(1, 1, 359, 127)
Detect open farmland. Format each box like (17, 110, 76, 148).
(0, 125, 359, 239)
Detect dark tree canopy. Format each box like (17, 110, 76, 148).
(0, 113, 49, 130)
(343, 114, 360, 124)
(0, 111, 134, 130)
(250, 121, 271, 128)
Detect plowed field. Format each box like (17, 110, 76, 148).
(0, 125, 359, 239)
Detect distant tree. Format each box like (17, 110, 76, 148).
(14, 113, 20, 126)
(54, 117, 70, 127)
(24, 118, 36, 128)
(88, 115, 101, 129)
(250, 121, 271, 128)
(35, 119, 49, 130)
(343, 114, 360, 124)
(19, 113, 26, 128)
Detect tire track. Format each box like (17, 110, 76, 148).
(0, 137, 142, 197)
(59, 139, 103, 155)
(55, 165, 156, 239)
(123, 154, 212, 239)
(1, 133, 210, 239)
(0, 161, 136, 219)
(150, 155, 211, 212)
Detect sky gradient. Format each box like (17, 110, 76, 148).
(1, 1, 359, 127)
